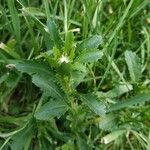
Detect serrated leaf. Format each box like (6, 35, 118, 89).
(72, 62, 86, 72)
(64, 32, 74, 53)
(32, 74, 64, 99)
(71, 71, 87, 88)
(47, 20, 63, 49)
(34, 100, 68, 120)
(16, 60, 64, 99)
(125, 50, 141, 82)
(76, 134, 90, 150)
(58, 63, 72, 76)
(108, 93, 150, 112)
(99, 114, 117, 131)
(80, 94, 106, 116)
(16, 60, 53, 76)
(75, 50, 103, 63)
(77, 35, 102, 51)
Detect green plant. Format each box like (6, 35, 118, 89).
(0, 0, 150, 149)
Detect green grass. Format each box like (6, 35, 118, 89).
(0, 0, 150, 149)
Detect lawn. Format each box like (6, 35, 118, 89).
(0, 0, 150, 149)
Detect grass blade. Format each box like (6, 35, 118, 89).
(7, 0, 21, 43)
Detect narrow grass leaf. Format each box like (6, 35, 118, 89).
(43, 0, 51, 19)
(21, 7, 54, 50)
(130, 0, 150, 19)
(7, 0, 21, 42)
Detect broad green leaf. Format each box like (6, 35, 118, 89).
(34, 99, 68, 120)
(101, 130, 125, 144)
(99, 114, 117, 131)
(47, 20, 63, 49)
(75, 49, 103, 63)
(80, 94, 106, 116)
(32, 74, 64, 99)
(76, 134, 90, 150)
(77, 35, 102, 51)
(40, 28, 54, 50)
(16, 60, 64, 99)
(58, 62, 72, 76)
(108, 93, 150, 112)
(16, 60, 53, 76)
(71, 71, 87, 88)
(72, 62, 86, 72)
(56, 141, 75, 150)
(125, 50, 141, 82)
(10, 124, 33, 150)
(64, 32, 74, 53)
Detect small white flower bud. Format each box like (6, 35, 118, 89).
(6, 64, 16, 69)
(59, 55, 69, 63)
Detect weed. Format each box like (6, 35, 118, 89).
(0, 0, 150, 149)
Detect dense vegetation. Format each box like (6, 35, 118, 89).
(0, 0, 150, 149)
